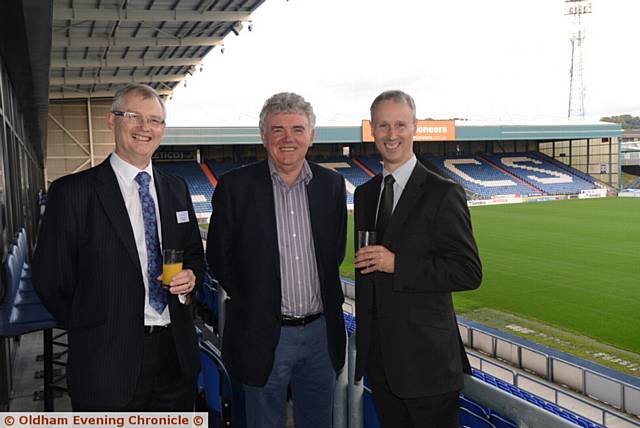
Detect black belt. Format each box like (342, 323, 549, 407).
(144, 324, 170, 335)
(281, 313, 322, 327)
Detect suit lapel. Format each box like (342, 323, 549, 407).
(363, 175, 382, 232)
(95, 158, 140, 269)
(254, 162, 280, 271)
(381, 164, 428, 246)
(154, 166, 182, 306)
(153, 166, 173, 249)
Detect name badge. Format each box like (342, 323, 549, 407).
(176, 210, 189, 224)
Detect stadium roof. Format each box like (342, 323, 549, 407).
(0, 0, 267, 161)
(49, 0, 266, 100)
(161, 122, 622, 146)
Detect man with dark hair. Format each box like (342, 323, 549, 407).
(354, 90, 482, 427)
(33, 83, 204, 410)
(207, 92, 347, 428)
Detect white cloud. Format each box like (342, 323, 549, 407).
(166, 0, 640, 126)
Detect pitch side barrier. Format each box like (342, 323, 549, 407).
(341, 278, 640, 427)
(457, 317, 640, 426)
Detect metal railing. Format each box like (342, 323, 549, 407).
(459, 320, 640, 427)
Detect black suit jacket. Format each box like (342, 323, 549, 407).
(207, 160, 347, 386)
(354, 161, 482, 398)
(32, 157, 204, 407)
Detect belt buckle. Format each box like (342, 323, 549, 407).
(146, 325, 168, 334)
(282, 315, 304, 326)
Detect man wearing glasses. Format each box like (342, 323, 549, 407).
(33, 83, 204, 410)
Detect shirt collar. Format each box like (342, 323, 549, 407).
(110, 151, 154, 185)
(268, 159, 313, 187)
(382, 155, 416, 191)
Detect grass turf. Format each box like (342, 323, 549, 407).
(340, 197, 640, 354)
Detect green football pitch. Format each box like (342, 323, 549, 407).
(340, 197, 640, 353)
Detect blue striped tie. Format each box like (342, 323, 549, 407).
(135, 172, 167, 314)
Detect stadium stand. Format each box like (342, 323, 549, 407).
(315, 156, 372, 205)
(155, 161, 214, 216)
(203, 157, 373, 206)
(422, 154, 536, 198)
(166, 152, 606, 207)
(482, 152, 597, 195)
(532, 152, 600, 187)
(206, 160, 247, 178)
(357, 155, 384, 175)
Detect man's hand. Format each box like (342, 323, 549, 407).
(158, 269, 196, 295)
(354, 245, 395, 274)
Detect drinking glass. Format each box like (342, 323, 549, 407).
(356, 230, 376, 250)
(162, 249, 183, 289)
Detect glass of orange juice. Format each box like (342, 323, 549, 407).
(162, 249, 183, 289)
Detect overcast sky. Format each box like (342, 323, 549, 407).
(165, 0, 640, 127)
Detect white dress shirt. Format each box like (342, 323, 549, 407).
(110, 152, 170, 326)
(377, 155, 418, 221)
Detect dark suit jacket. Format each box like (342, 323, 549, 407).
(32, 157, 204, 408)
(207, 160, 347, 386)
(354, 160, 482, 398)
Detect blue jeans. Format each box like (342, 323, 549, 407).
(244, 315, 335, 428)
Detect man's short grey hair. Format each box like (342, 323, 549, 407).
(370, 90, 417, 123)
(259, 92, 316, 132)
(111, 83, 166, 116)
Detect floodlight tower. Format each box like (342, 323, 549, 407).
(565, 0, 591, 120)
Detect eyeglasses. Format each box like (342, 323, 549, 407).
(111, 111, 165, 128)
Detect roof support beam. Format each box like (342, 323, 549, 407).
(53, 8, 251, 22)
(50, 74, 185, 85)
(53, 34, 223, 48)
(49, 88, 173, 100)
(50, 57, 202, 68)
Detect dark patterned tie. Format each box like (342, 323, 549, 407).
(371, 174, 394, 319)
(376, 174, 395, 240)
(135, 172, 167, 314)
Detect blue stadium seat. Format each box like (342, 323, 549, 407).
(206, 160, 247, 178)
(533, 152, 598, 186)
(1, 240, 57, 337)
(483, 152, 597, 195)
(422, 154, 535, 198)
(489, 411, 518, 428)
(459, 394, 489, 419)
(342, 312, 356, 336)
(315, 156, 373, 206)
(471, 369, 605, 428)
(198, 339, 236, 427)
(460, 407, 497, 428)
(155, 162, 214, 215)
(362, 378, 381, 428)
(195, 270, 220, 334)
(357, 155, 384, 175)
